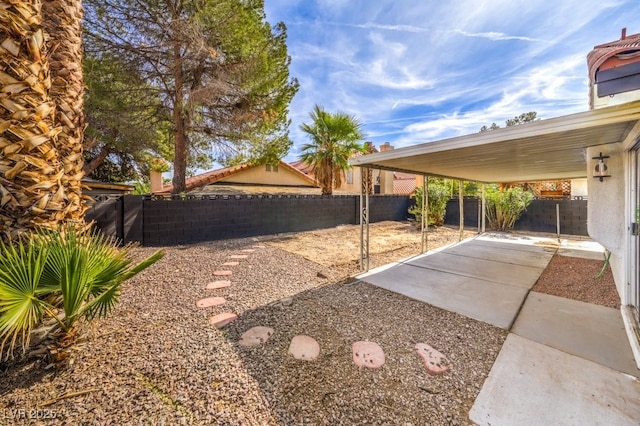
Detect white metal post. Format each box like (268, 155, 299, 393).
(481, 183, 486, 233)
(459, 179, 464, 241)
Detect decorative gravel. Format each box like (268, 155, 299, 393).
(0, 229, 506, 425)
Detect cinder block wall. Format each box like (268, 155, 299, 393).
(87, 194, 412, 246)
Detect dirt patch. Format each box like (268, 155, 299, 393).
(532, 255, 619, 309)
(266, 221, 477, 277)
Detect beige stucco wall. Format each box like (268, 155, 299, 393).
(219, 165, 314, 186)
(586, 143, 626, 298)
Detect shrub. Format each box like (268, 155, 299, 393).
(409, 179, 450, 226)
(485, 185, 534, 231)
(0, 225, 164, 359)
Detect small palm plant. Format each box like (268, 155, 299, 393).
(0, 225, 164, 360)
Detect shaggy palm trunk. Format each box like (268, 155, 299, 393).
(0, 1, 70, 238)
(42, 0, 87, 220)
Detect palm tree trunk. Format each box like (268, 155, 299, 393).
(42, 0, 87, 220)
(0, 1, 70, 238)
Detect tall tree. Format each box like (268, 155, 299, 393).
(82, 53, 169, 182)
(0, 1, 78, 238)
(42, 0, 87, 220)
(299, 105, 366, 195)
(480, 111, 538, 132)
(84, 0, 298, 193)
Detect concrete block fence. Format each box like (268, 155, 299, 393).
(85, 194, 412, 246)
(85, 194, 588, 246)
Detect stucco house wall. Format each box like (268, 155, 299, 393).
(587, 143, 626, 299)
(218, 164, 315, 187)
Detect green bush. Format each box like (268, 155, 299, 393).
(485, 185, 534, 231)
(409, 179, 450, 226)
(0, 225, 164, 358)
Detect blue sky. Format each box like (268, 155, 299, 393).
(263, 0, 640, 161)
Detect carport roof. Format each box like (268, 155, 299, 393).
(352, 100, 640, 183)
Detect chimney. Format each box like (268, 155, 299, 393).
(379, 142, 393, 152)
(622, 27, 627, 40)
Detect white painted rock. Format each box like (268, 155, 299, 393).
(209, 312, 237, 328)
(352, 341, 385, 368)
(206, 280, 231, 290)
(288, 335, 320, 361)
(415, 343, 450, 375)
(195, 297, 226, 308)
(239, 326, 274, 347)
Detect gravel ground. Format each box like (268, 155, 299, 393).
(0, 225, 506, 425)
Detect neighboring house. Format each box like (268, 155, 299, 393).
(155, 161, 318, 194)
(291, 143, 416, 194)
(352, 28, 640, 367)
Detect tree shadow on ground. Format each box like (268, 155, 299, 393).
(221, 279, 507, 425)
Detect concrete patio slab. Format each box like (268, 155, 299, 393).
(359, 262, 529, 329)
(404, 252, 543, 288)
(470, 334, 640, 426)
(512, 292, 639, 377)
(358, 237, 554, 329)
(444, 240, 555, 269)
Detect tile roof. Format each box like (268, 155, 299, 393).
(587, 28, 640, 108)
(158, 161, 317, 194)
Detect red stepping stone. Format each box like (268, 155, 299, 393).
(415, 343, 450, 375)
(222, 261, 239, 266)
(288, 335, 320, 361)
(196, 297, 226, 308)
(352, 341, 385, 368)
(230, 255, 249, 259)
(239, 326, 274, 347)
(206, 280, 231, 290)
(209, 312, 237, 328)
(214, 270, 232, 276)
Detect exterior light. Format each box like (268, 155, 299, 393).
(592, 152, 611, 182)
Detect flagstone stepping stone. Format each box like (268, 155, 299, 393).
(214, 270, 232, 276)
(206, 280, 231, 290)
(252, 245, 266, 249)
(230, 255, 249, 259)
(222, 261, 239, 266)
(196, 297, 226, 308)
(352, 341, 385, 368)
(209, 312, 237, 328)
(239, 326, 274, 347)
(288, 335, 320, 361)
(415, 343, 450, 375)
(241, 249, 256, 253)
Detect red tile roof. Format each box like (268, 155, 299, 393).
(158, 161, 317, 194)
(587, 28, 640, 108)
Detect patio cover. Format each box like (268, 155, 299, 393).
(351, 100, 640, 182)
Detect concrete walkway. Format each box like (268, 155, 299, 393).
(356, 233, 640, 425)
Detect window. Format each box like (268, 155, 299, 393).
(266, 164, 279, 172)
(266, 164, 271, 172)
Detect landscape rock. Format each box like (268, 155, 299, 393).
(214, 270, 232, 276)
(415, 343, 450, 375)
(352, 341, 385, 368)
(195, 297, 226, 308)
(288, 335, 320, 361)
(206, 280, 231, 290)
(239, 326, 275, 347)
(209, 312, 238, 328)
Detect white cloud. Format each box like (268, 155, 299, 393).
(453, 29, 545, 42)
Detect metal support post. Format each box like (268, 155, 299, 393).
(481, 183, 486, 233)
(421, 175, 429, 253)
(459, 179, 464, 241)
(359, 167, 370, 272)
